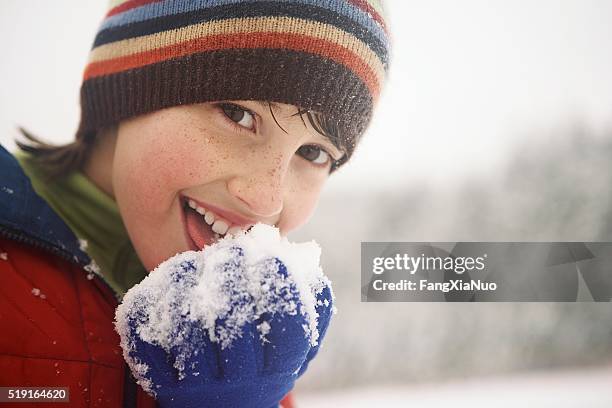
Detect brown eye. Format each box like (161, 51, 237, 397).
(297, 145, 330, 165)
(220, 103, 255, 130)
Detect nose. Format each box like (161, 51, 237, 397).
(227, 154, 287, 218)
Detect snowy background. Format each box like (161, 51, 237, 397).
(2, 0, 612, 406)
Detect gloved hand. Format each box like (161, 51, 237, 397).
(116, 245, 333, 408)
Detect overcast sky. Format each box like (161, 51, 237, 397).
(1, 1, 611, 192)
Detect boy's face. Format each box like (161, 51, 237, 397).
(111, 101, 344, 271)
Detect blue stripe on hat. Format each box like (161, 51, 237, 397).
(98, 0, 388, 46)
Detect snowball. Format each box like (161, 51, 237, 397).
(115, 223, 334, 391)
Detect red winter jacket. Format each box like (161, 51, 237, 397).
(0, 236, 157, 407)
(0, 146, 294, 407)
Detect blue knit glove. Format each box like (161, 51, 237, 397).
(117, 246, 333, 408)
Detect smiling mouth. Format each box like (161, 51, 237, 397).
(180, 198, 219, 251)
(180, 197, 253, 251)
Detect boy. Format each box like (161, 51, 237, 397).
(0, 0, 389, 406)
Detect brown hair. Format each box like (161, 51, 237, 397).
(15, 127, 98, 182)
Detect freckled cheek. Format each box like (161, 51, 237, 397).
(162, 132, 233, 184)
(278, 182, 324, 234)
(116, 139, 218, 215)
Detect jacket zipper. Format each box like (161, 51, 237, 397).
(0, 225, 120, 301)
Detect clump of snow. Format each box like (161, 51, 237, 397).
(31, 287, 47, 299)
(115, 223, 333, 392)
(131, 361, 152, 392)
(78, 238, 88, 251)
(84, 258, 101, 280)
(257, 320, 271, 342)
(1, 186, 14, 194)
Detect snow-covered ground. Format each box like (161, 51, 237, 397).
(295, 366, 612, 408)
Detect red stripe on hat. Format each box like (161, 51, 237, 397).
(84, 32, 380, 98)
(107, 0, 165, 18)
(345, 0, 388, 33)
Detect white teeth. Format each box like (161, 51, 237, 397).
(204, 211, 215, 225)
(186, 198, 242, 237)
(227, 226, 243, 236)
(211, 219, 229, 235)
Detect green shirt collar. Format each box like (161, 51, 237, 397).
(14, 150, 147, 296)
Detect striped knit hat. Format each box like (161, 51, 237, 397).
(77, 0, 390, 159)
